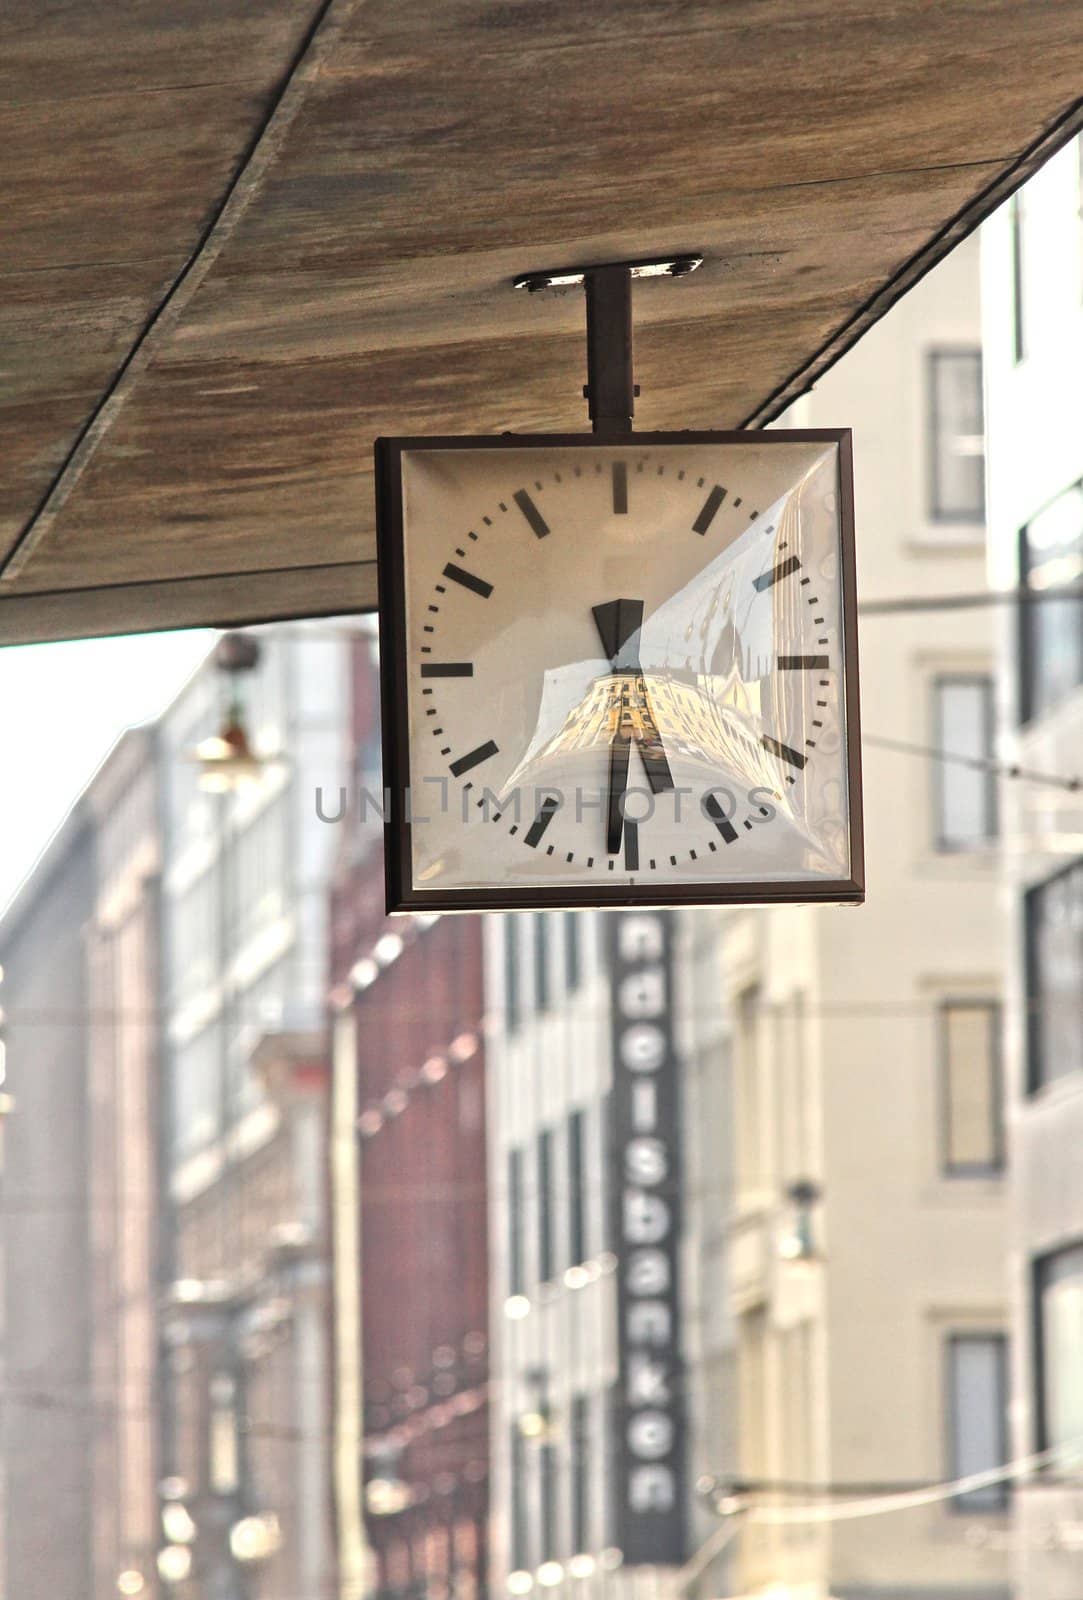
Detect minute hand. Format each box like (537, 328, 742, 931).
(592, 599, 675, 856)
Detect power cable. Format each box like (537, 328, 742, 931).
(726, 1437, 1083, 1527)
(860, 581, 1083, 617)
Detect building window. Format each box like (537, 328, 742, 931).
(1019, 481, 1083, 722)
(564, 911, 581, 993)
(946, 1333, 1009, 1510)
(735, 987, 765, 1196)
(1025, 861, 1083, 1093)
(940, 1001, 1003, 1175)
(508, 1148, 524, 1296)
(537, 1128, 554, 1284)
(932, 675, 997, 849)
(1036, 1244, 1083, 1454)
(568, 1109, 586, 1267)
(928, 350, 985, 522)
(534, 914, 550, 1013)
(539, 1438, 557, 1563)
(1010, 190, 1026, 363)
(571, 1394, 589, 1554)
(504, 916, 520, 1032)
(509, 1424, 528, 1573)
(209, 1371, 241, 1495)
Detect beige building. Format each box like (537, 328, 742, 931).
(981, 135, 1083, 1600)
(695, 234, 1011, 1600)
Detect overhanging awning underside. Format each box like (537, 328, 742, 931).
(2, 0, 1082, 643)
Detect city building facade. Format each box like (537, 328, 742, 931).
(484, 235, 1010, 1600)
(85, 728, 165, 1600)
(707, 233, 1010, 1600)
(329, 631, 491, 1600)
(982, 133, 1083, 1599)
(156, 625, 352, 1600)
(0, 795, 97, 1600)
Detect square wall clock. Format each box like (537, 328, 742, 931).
(375, 431, 863, 912)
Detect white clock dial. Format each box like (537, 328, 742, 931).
(379, 434, 861, 908)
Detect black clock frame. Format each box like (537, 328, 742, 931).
(374, 429, 864, 914)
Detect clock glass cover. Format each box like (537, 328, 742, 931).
(376, 431, 862, 910)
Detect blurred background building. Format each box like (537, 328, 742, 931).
(983, 132, 1083, 1600)
(0, 780, 98, 1600)
(155, 625, 351, 1600)
(484, 907, 619, 1600)
(3, 136, 1083, 1600)
(330, 634, 491, 1600)
(701, 233, 1011, 1600)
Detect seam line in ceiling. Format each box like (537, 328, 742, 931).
(0, 0, 359, 586)
(6, 557, 375, 605)
(740, 91, 1083, 429)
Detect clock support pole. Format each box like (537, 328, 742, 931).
(584, 265, 635, 436)
(513, 254, 704, 436)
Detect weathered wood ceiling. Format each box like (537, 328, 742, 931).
(3, 0, 1082, 643)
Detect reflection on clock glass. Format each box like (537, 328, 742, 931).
(396, 440, 855, 896)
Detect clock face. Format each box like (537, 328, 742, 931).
(376, 432, 862, 910)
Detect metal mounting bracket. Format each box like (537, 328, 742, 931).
(512, 254, 704, 436)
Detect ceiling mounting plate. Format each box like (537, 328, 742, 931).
(513, 254, 704, 293)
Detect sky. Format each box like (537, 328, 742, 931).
(0, 629, 214, 912)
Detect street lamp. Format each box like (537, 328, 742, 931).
(161, 1501, 197, 1546)
(777, 1178, 823, 1263)
(365, 1443, 412, 1517)
(194, 633, 270, 792)
(229, 1512, 283, 1564)
(156, 1545, 193, 1585)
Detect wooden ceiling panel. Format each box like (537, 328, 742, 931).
(10, 158, 1002, 594)
(2, 0, 1083, 640)
(0, 0, 328, 568)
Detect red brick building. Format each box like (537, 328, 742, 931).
(329, 645, 489, 1600)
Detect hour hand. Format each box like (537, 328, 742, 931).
(592, 598, 644, 671)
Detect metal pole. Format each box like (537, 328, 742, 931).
(584, 265, 636, 435)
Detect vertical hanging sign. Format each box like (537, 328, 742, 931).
(607, 910, 687, 1566)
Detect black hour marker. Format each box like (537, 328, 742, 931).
(762, 735, 807, 770)
(612, 461, 628, 514)
(778, 655, 830, 671)
(704, 793, 738, 844)
(514, 488, 549, 539)
(525, 796, 561, 849)
(754, 556, 801, 592)
(449, 740, 499, 777)
(624, 820, 640, 872)
(693, 484, 726, 535)
(421, 663, 474, 678)
(443, 563, 492, 598)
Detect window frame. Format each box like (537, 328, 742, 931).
(570, 1392, 589, 1556)
(1033, 1240, 1083, 1454)
(568, 1108, 587, 1267)
(1018, 479, 1083, 726)
(534, 913, 550, 1013)
(504, 915, 520, 1033)
(507, 1147, 525, 1297)
(1024, 858, 1083, 1096)
(926, 347, 986, 525)
(944, 1330, 1010, 1513)
(931, 672, 998, 852)
(564, 910, 581, 993)
(938, 998, 1004, 1177)
(1010, 190, 1026, 365)
(537, 1126, 554, 1285)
